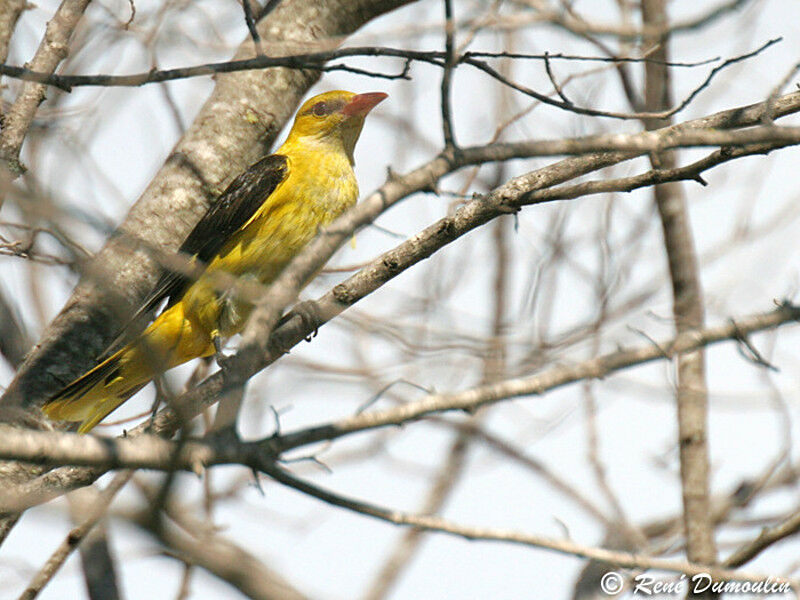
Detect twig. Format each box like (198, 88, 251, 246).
(543, 51, 572, 105)
(724, 508, 800, 568)
(241, 0, 264, 56)
(123, 0, 135, 29)
(460, 38, 780, 121)
(730, 318, 779, 371)
(440, 0, 457, 148)
(262, 461, 792, 587)
(463, 51, 720, 68)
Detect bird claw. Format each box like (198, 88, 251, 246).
(276, 300, 323, 342)
(294, 300, 322, 341)
(216, 352, 234, 370)
(213, 334, 233, 370)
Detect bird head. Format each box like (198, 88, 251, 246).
(286, 90, 387, 163)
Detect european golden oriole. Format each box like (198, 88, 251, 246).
(43, 90, 387, 433)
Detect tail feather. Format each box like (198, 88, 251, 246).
(43, 301, 215, 433)
(43, 348, 149, 433)
(45, 355, 123, 413)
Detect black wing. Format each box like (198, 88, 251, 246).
(179, 154, 289, 264)
(103, 154, 289, 356)
(144, 153, 289, 314)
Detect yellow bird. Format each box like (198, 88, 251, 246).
(43, 90, 387, 433)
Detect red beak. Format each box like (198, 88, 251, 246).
(341, 92, 388, 117)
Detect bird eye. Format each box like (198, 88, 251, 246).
(311, 102, 328, 117)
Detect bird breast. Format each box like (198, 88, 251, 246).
(208, 150, 358, 284)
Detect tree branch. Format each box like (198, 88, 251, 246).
(0, 0, 92, 176)
(0, 304, 796, 491)
(16, 472, 130, 600)
(642, 0, 717, 582)
(258, 461, 793, 588)
(133, 481, 309, 600)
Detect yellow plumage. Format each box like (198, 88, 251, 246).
(43, 90, 386, 433)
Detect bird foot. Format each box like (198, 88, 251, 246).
(295, 300, 323, 341)
(278, 300, 323, 342)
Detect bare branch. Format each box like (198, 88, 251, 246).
(459, 38, 780, 121)
(0, 0, 92, 175)
(0, 39, 778, 122)
(0, 304, 796, 485)
(241, 0, 264, 56)
(724, 509, 800, 569)
(439, 0, 457, 148)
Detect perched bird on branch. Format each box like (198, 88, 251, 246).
(43, 90, 387, 433)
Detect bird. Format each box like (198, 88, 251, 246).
(43, 90, 387, 433)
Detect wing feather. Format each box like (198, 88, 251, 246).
(103, 154, 289, 356)
(149, 154, 289, 310)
